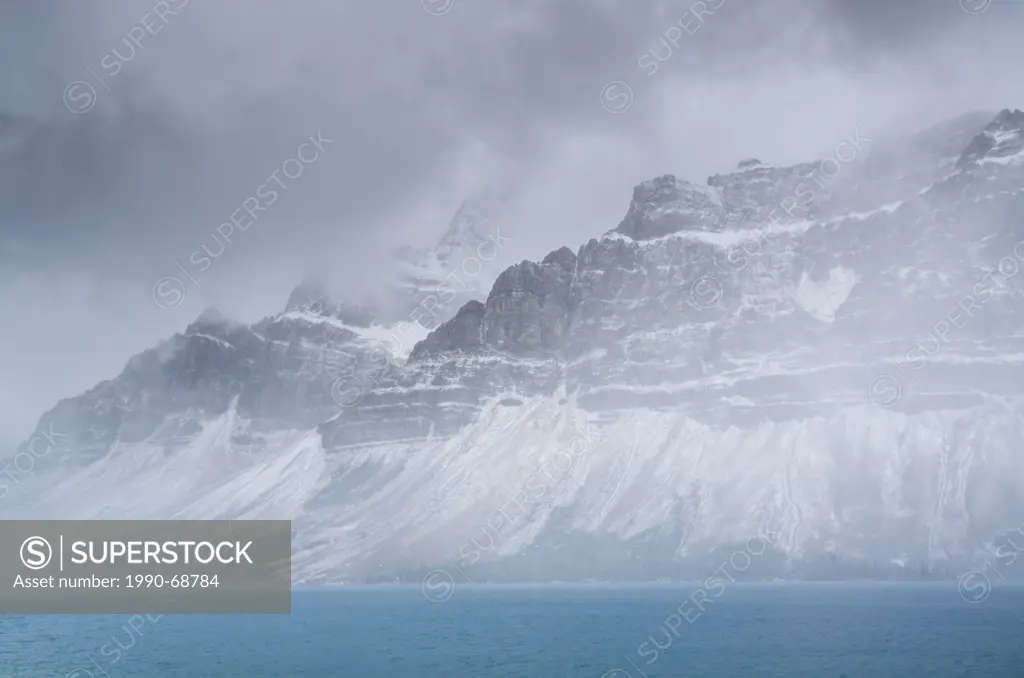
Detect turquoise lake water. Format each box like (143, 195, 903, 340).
(2, 583, 1022, 677)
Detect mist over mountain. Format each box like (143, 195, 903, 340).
(4, 107, 1024, 584)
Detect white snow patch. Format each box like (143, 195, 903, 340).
(600, 218, 816, 249)
(705, 184, 725, 208)
(825, 201, 903, 224)
(276, 310, 427, 360)
(191, 333, 235, 350)
(681, 219, 816, 248)
(991, 129, 1020, 144)
(930, 353, 1024, 365)
(790, 266, 859, 323)
(978, 147, 1024, 166)
(11, 392, 1024, 580)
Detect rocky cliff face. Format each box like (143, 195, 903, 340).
(5, 109, 1024, 584)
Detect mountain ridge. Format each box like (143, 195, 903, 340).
(5, 108, 1024, 584)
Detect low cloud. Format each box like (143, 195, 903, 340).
(0, 0, 1022, 443)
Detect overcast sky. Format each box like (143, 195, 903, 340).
(1, 0, 1023, 445)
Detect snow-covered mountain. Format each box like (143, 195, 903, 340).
(6, 109, 1024, 584)
(391, 193, 514, 331)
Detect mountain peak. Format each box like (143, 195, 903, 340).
(284, 277, 332, 313)
(737, 158, 771, 170)
(186, 306, 244, 334)
(396, 187, 511, 270)
(389, 191, 513, 329)
(541, 246, 577, 272)
(435, 200, 495, 259)
(955, 108, 1024, 169)
(615, 175, 723, 240)
(195, 306, 228, 325)
(283, 278, 376, 327)
(992, 108, 1024, 128)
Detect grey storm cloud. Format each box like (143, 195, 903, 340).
(1, 0, 1023, 446)
(1, 0, 1019, 264)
